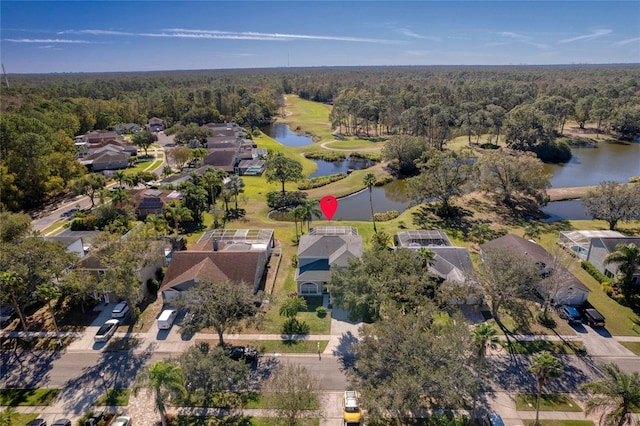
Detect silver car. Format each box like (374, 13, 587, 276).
(111, 416, 131, 426)
(94, 319, 119, 342)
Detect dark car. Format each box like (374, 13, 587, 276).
(52, 419, 72, 426)
(226, 345, 258, 363)
(483, 413, 505, 426)
(83, 410, 105, 426)
(583, 308, 605, 327)
(558, 305, 581, 323)
(26, 420, 47, 426)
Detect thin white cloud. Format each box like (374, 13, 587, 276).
(614, 37, 640, 46)
(60, 28, 400, 44)
(4, 38, 92, 44)
(397, 28, 441, 42)
(405, 50, 431, 56)
(498, 31, 548, 49)
(558, 29, 612, 44)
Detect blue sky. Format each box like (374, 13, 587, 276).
(2, 1, 639, 73)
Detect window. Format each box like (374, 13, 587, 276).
(301, 283, 317, 294)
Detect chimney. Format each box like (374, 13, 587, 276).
(213, 238, 219, 251)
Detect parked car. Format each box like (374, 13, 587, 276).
(26, 420, 47, 426)
(157, 308, 178, 329)
(0, 304, 15, 323)
(94, 319, 120, 342)
(83, 410, 105, 426)
(583, 308, 606, 327)
(558, 305, 581, 323)
(111, 301, 129, 319)
(111, 416, 131, 426)
(483, 413, 505, 426)
(343, 390, 362, 426)
(226, 345, 258, 364)
(52, 419, 72, 426)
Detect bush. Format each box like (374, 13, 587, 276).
(298, 173, 347, 190)
(266, 191, 308, 209)
(534, 140, 572, 163)
(373, 210, 399, 221)
(581, 261, 609, 283)
(282, 318, 310, 335)
(373, 175, 393, 186)
(602, 281, 614, 297)
(147, 278, 160, 295)
(316, 306, 327, 317)
(304, 151, 346, 161)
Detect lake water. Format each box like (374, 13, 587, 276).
(309, 159, 375, 178)
(262, 123, 314, 147)
(546, 140, 640, 188)
(267, 122, 639, 221)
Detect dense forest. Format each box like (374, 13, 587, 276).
(1, 65, 639, 213)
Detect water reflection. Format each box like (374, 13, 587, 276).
(309, 159, 375, 178)
(262, 123, 313, 147)
(540, 199, 590, 222)
(546, 141, 640, 188)
(333, 180, 410, 221)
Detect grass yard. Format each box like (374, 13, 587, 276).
(0, 389, 58, 406)
(172, 415, 319, 426)
(94, 388, 131, 406)
(500, 339, 584, 354)
(0, 411, 39, 426)
(515, 394, 582, 412)
(522, 421, 593, 426)
(279, 95, 333, 141)
(322, 138, 385, 151)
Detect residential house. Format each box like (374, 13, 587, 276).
(113, 123, 142, 134)
(295, 227, 364, 296)
(396, 230, 478, 304)
(78, 147, 130, 172)
(72, 229, 166, 302)
(558, 230, 625, 260)
(587, 237, 640, 285)
(43, 236, 88, 259)
(480, 234, 590, 306)
(148, 117, 164, 132)
(203, 150, 239, 173)
(160, 229, 274, 301)
(129, 188, 183, 219)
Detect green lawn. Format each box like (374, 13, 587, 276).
(173, 416, 319, 426)
(0, 389, 58, 406)
(500, 340, 584, 354)
(323, 138, 385, 151)
(196, 339, 329, 354)
(94, 388, 131, 406)
(515, 394, 582, 412)
(0, 411, 39, 426)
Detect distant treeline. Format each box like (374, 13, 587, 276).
(1, 65, 639, 212)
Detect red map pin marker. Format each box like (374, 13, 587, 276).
(319, 196, 338, 221)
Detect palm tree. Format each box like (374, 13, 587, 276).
(417, 247, 435, 269)
(471, 323, 500, 421)
(604, 243, 640, 302)
(113, 170, 126, 187)
(363, 172, 378, 233)
(529, 351, 564, 426)
(226, 175, 245, 211)
(203, 167, 226, 206)
(292, 206, 306, 242)
(165, 201, 193, 236)
(133, 360, 186, 426)
(580, 363, 640, 426)
(301, 200, 322, 233)
(108, 187, 130, 209)
(523, 222, 541, 241)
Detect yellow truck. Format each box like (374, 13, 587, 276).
(343, 390, 362, 425)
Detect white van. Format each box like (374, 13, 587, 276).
(157, 309, 177, 330)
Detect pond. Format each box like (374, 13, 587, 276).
(309, 158, 375, 178)
(262, 123, 314, 147)
(546, 140, 640, 188)
(331, 180, 411, 222)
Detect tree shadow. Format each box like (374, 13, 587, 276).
(333, 331, 359, 373)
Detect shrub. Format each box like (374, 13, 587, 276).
(534, 140, 572, 163)
(291, 254, 298, 267)
(298, 173, 347, 190)
(602, 281, 614, 297)
(373, 175, 393, 186)
(373, 210, 399, 221)
(282, 318, 310, 335)
(146, 278, 160, 295)
(304, 151, 346, 161)
(266, 191, 308, 209)
(581, 261, 609, 283)
(316, 306, 327, 317)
